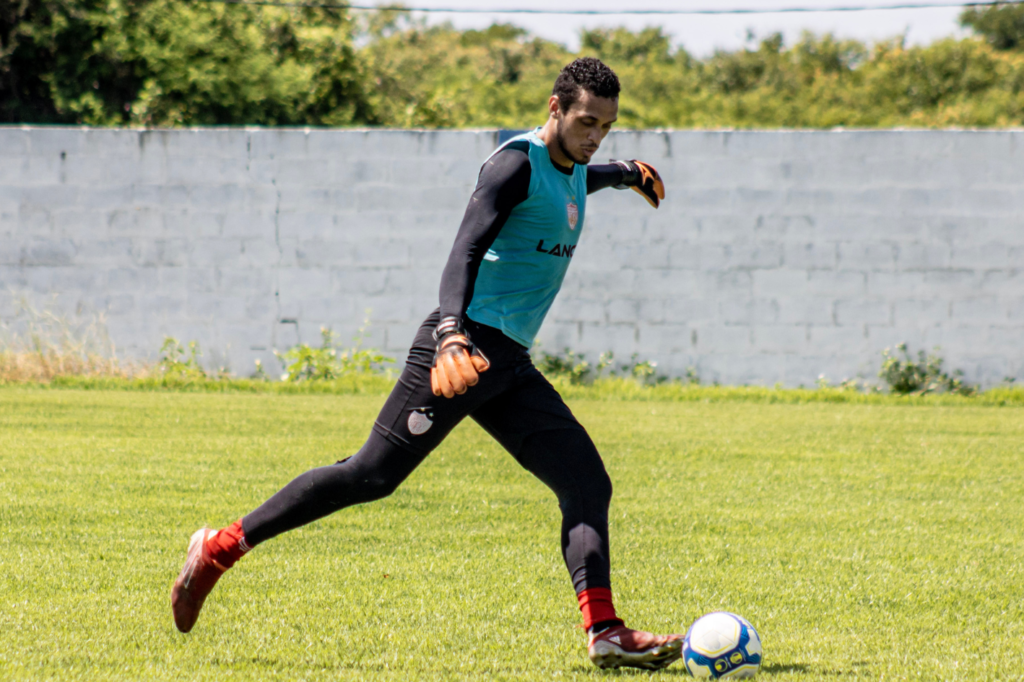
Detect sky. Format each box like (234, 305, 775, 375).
(384, 0, 972, 55)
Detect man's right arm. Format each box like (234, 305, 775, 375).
(432, 143, 531, 397)
(438, 143, 531, 324)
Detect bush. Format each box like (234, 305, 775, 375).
(534, 348, 593, 385)
(878, 343, 975, 396)
(275, 324, 393, 382)
(157, 337, 210, 382)
(534, 348, 664, 386)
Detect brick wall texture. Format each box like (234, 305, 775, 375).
(1, 127, 1022, 386)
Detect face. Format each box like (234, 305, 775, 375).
(550, 89, 618, 165)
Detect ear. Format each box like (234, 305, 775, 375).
(548, 95, 561, 119)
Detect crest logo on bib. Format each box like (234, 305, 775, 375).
(567, 202, 579, 230)
(407, 407, 434, 436)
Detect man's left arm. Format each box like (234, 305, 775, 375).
(586, 160, 665, 208)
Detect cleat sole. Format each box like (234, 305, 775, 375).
(589, 638, 682, 670)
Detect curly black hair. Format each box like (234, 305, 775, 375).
(552, 57, 620, 112)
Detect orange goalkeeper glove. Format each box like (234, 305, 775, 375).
(612, 159, 665, 209)
(430, 317, 491, 398)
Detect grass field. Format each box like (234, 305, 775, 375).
(1, 388, 1023, 680)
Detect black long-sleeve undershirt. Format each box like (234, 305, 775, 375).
(438, 143, 627, 323)
(586, 163, 629, 195)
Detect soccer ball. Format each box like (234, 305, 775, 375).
(682, 612, 762, 678)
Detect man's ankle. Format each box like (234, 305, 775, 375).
(578, 587, 620, 632)
(204, 519, 251, 568)
(588, 619, 625, 636)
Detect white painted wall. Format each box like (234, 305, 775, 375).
(2, 127, 1021, 386)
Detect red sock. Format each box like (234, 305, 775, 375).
(204, 519, 252, 569)
(577, 587, 623, 631)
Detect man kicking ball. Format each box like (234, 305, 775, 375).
(172, 57, 678, 670)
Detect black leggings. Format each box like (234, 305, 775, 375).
(242, 311, 614, 593)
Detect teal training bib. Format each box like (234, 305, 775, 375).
(466, 129, 588, 348)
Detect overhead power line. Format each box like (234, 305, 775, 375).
(197, 0, 1024, 15)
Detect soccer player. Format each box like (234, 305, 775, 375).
(172, 57, 678, 670)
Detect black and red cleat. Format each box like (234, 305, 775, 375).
(588, 625, 683, 670)
(171, 528, 227, 633)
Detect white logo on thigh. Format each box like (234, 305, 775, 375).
(408, 408, 434, 436)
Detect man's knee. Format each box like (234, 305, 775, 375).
(590, 467, 613, 507)
(564, 432, 612, 507)
(352, 469, 404, 503)
(565, 466, 611, 518)
(522, 428, 613, 513)
(325, 456, 403, 504)
(331, 436, 421, 505)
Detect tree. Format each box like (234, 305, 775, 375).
(0, 0, 139, 124)
(961, 2, 1024, 51)
(580, 26, 673, 65)
(121, 0, 368, 126)
(0, 0, 370, 126)
(359, 16, 569, 128)
(4, 7, 1024, 129)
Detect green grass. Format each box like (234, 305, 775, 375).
(1, 389, 1023, 680)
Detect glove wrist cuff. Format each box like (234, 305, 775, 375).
(433, 316, 465, 343)
(611, 159, 639, 189)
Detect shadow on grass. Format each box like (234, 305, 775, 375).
(566, 661, 670, 675)
(762, 661, 870, 676)
(570, 671, 690, 677)
(569, 661, 863, 676)
(566, 664, 691, 676)
(762, 662, 810, 675)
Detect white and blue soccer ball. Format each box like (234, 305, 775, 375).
(682, 612, 762, 678)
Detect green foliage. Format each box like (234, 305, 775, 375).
(581, 27, 674, 65)
(623, 353, 660, 383)
(879, 342, 976, 396)
(122, 0, 366, 126)
(13, 324, 1017, 406)
(534, 343, 988, 399)
(250, 358, 270, 382)
(358, 17, 567, 128)
(535, 347, 664, 386)
(153, 315, 395, 385)
(276, 327, 343, 382)
(0, 0, 138, 124)
(275, 323, 393, 382)
(534, 347, 591, 385)
(9, 3, 1024, 128)
(961, 2, 1024, 51)
(157, 336, 207, 382)
(2, 0, 366, 126)
(607, 32, 1024, 129)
